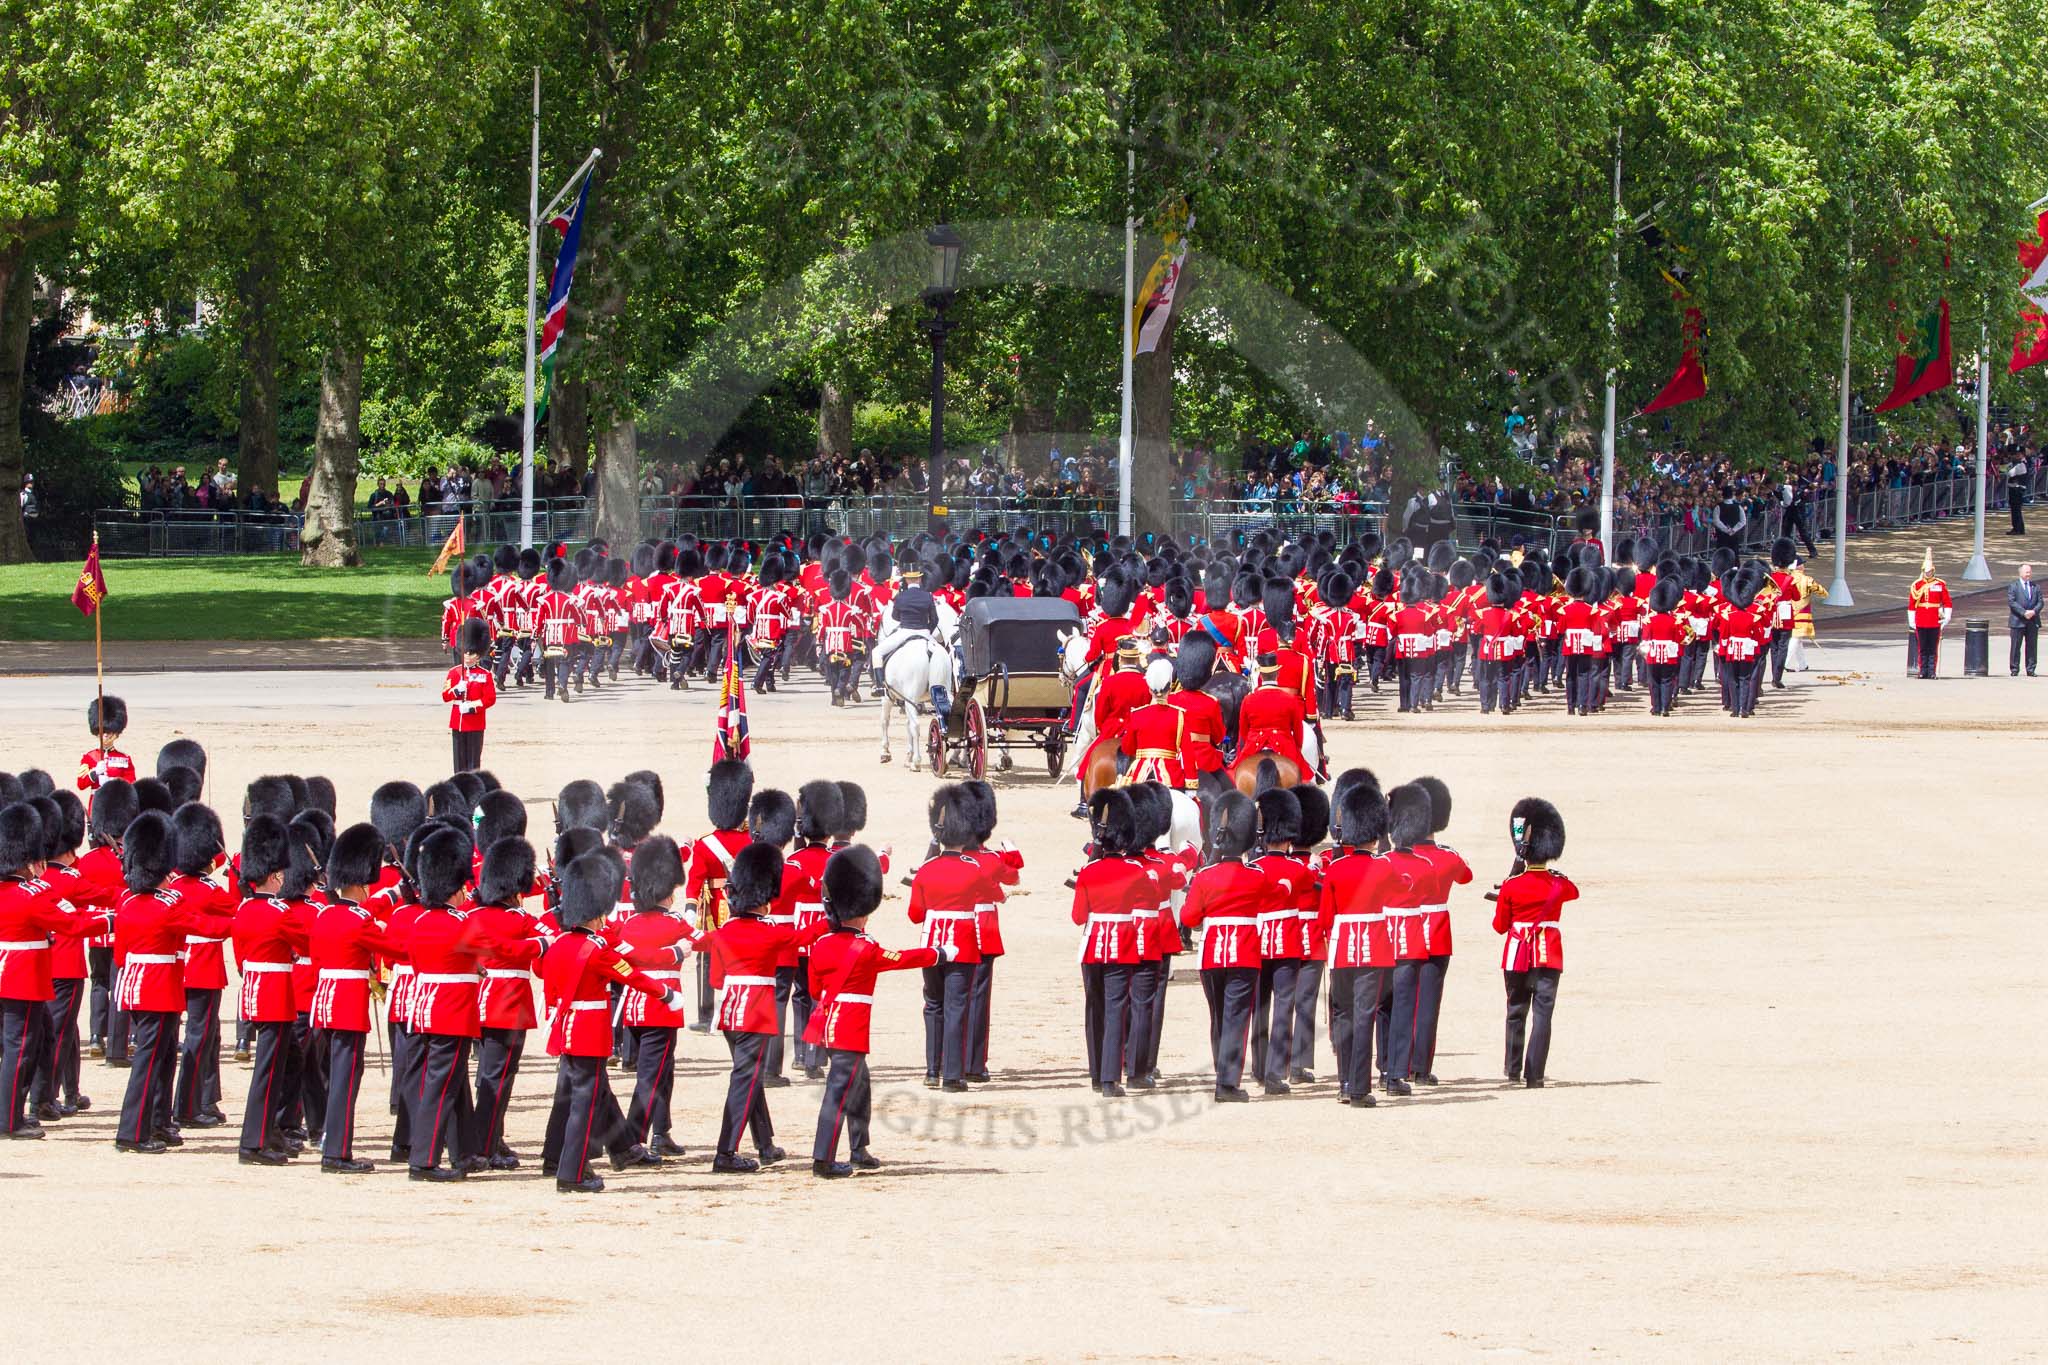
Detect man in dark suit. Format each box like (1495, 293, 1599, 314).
(2009, 563, 2041, 676)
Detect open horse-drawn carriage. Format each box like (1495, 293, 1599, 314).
(929, 596, 1081, 778)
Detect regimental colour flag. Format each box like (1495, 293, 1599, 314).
(70, 537, 107, 617)
(533, 174, 592, 433)
(1874, 299, 1953, 414)
(2010, 210, 2048, 375)
(713, 616, 751, 763)
(428, 516, 466, 577)
(1133, 200, 1192, 356)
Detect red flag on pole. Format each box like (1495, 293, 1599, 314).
(1874, 299, 1954, 412)
(2010, 210, 2048, 375)
(714, 615, 751, 763)
(1640, 307, 1707, 416)
(428, 517, 466, 576)
(71, 539, 108, 616)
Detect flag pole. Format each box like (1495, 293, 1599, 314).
(91, 531, 104, 713)
(1118, 138, 1135, 539)
(1829, 191, 1855, 607)
(1964, 318, 1992, 581)
(1599, 130, 1620, 559)
(520, 66, 540, 551)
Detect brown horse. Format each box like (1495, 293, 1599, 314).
(1228, 748, 1305, 795)
(1076, 731, 1123, 801)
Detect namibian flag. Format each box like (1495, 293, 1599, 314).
(714, 616, 751, 763)
(534, 174, 592, 433)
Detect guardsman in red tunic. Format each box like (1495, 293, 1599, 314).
(111, 810, 233, 1153)
(1474, 570, 1517, 715)
(442, 618, 497, 773)
(468, 835, 545, 1168)
(83, 781, 138, 1068)
(31, 789, 116, 1123)
(958, 781, 1018, 1084)
(1908, 548, 1952, 679)
(1068, 574, 1141, 730)
(1641, 577, 1688, 716)
(1607, 566, 1643, 693)
(1177, 792, 1296, 1101)
(817, 570, 867, 706)
(906, 786, 989, 1091)
(308, 823, 399, 1172)
(166, 803, 235, 1130)
(1316, 571, 1364, 720)
(614, 837, 695, 1157)
(1376, 785, 1438, 1096)
(1076, 642, 1151, 814)
(1118, 658, 1189, 788)
(537, 851, 686, 1193)
(3, 803, 113, 1138)
(229, 816, 308, 1164)
(684, 760, 754, 1032)
(1558, 566, 1607, 717)
(1408, 777, 1473, 1086)
(535, 558, 583, 702)
(806, 846, 944, 1177)
(1714, 568, 1767, 718)
(1490, 798, 1578, 1087)
(78, 695, 136, 792)
(275, 811, 331, 1151)
(1316, 785, 1406, 1105)
(1392, 573, 1435, 713)
(744, 788, 803, 1084)
(1284, 785, 1332, 1084)
(1247, 789, 1312, 1095)
(1071, 791, 1157, 1096)
(785, 782, 843, 1081)
(367, 783, 428, 1162)
(1122, 783, 1191, 1088)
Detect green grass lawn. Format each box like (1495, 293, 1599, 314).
(0, 550, 446, 641)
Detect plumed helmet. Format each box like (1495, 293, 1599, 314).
(242, 775, 297, 828)
(161, 765, 202, 807)
(1648, 577, 1684, 613)
(607, 779, 661, 848)
(747, 788, 797, 849)
(1335, 782, 1388, 849)
(1413, 776, 1452, 834)
(370, 781, 427, 857)
(959, 780, 999, 846)
(1256, 788, 1301, 848)
(89, 779, 138, 847)
(239, 815, 291, 891)
(88, 694, 128, 737)
(629, 836, 684, 913)
(171, 802, 224, 876)
(0, 802, 43, 877)
(1387, 783, 1432, 849)
(726, 842, 783, 914)
(475, 837, 536, 907)
(796, 780, 843, 844)
(927, 784, 977, 848)
(326, 823, 386, 893)
(1087, 788, 1138, 857)
(823, 844, 884, 925)
(555, 779, 607, 833)
(414, 825, 473, 907)
(707, 760, 754, 830)
(282, 811, 333, 900)
(1207, 791, 1258, 860)
(458, 617, 491, 656)
(1144, 656, 1174, 694)
(1126, 782, 1173, 851)
(1174, 632, 1218, 690)
(119, 809, 174, 892)
(157, 738, 206, 781)
(833, 781, 869, 839)
(1510, 796, 1565, 863)
(557, 849, 627, 929)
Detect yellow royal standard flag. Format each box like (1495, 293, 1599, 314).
(1132, 200, 1192, 356)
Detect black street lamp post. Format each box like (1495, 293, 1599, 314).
(923, 224, 963, 540)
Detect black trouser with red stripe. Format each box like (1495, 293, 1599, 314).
(921, 961, 973, 1084)
(387, 1019, 418, 1159)
(1378, 960, 1421, 1083)
(320, 1028, 367, 1160)
(173, 987, 221, 1120)
(624, 1024, 677, 1144)
(2, 998, 48, 1132)
(1249, 957, 1301, 1088)
(545, 1054, 632, 1181)
(1503, 967, 1561, 1081)
(1290, 959, 1323, 1073)
(792, 959, 821, 1073)
(812, 1047, 872, 1162)
(1413, 954, 1450, 1078)
(1122, 957, 1167, 1080)
(288, 1013, 326, 1138)
(1327, 966, 1384, 1099)
(117, 1009, 178, 1143)
(31, 976, 84, 1108)
(1081, 962, 1132, 1089)
(716, 1028, 776, 1158)
(471, 1026, 524, 1156)
(769, 968, 798, 1080)
(239, 1020, 291, 1155)
(409, 1033, 473, 1172)
(1201, 967, 1257, 1090)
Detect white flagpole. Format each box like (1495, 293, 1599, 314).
(1965, 319, 1992, 581)
(1118, 141, 1135, 539)
(1599, 132, 1620, 558)
(520, 67, 540, 550)
(1829, 191, 1855, 606)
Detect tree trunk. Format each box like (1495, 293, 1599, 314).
(546, 375, 590, 483)
(817, 380, 852, 457)
(299, 344, 364, 568)
(235, 256, 280, 497)
(594, 417, 639, 549)
(1130, 303, 1181, 536)
(0, 244, 35, 564)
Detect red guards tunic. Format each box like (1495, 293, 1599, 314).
(1393, 604, 1433, 661)
(77, 747, 136, 792)
(1608, 592, 1642, 650)
(1177, 857, 1296, 970)
(1315, 849, 1408, 968)
(231, 895, 310, 1023)
(685, 827, 751, 929)
(166, 871, 234, 992)
(48, 852, 123, 981)
(1642, 610, 1686, 666)
(1164, 688, 1227, 784)
(1559, 599, 1605, 658)
(0, 877, 109, 1002)
(702, 914, 813, 1033)
(408, 906, 541, 1039)
(970, 845, 1021, 958)
(1236, 685, 1309, 774)
(115, 887, 236, 1013)
(309, 899, 393, 1032)
(536, 588, 581, 656)
(1412, 842, 1473, 957)
(1383, 848, 1438, 963)
(442, 664, 496, 733)
(613, 911, 695, 1026)
(1071, 856, 1157, 964)
(1908, 577, 1952, 629)
(803, 930, 939, 1053)
(1253, 851, 1312, 961)
(540, 930, 671, 1057)
(1136, 846, 1193, 958)
(906, 852, 989, 964)
(1714, 603, 1763, 662)
(284, 894, 326, 1012)
(469, 903, 545, 1030)
(1118, 702, 1187, 788)
(785, 843, 835, 961)
(1493, 869, 1580, 971)
(768, 849, 824, 971)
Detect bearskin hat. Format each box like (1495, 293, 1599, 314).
(1370, 564, 1396, 599)
(1400, 571, 1430, 606)
(1255, 788, 1301, 849)
(1088, 788, 1139, 858)
(17, 770, 52, 800)
(1202, 561, 1232, 606)
(25, 797, 58, 863)
(475, 837, 536, 907)
(450, 563, 472, 602)
(870, 549, 895, 582)
(1174, 632, 1218, 690)
(370, 781, 427, 857)
(1229, 570, 1262, 610)
(280, 812, 332, 900)
(1709, 546, 1738, 577)
(960, 780, 999, 847)
(297, 776, 334, 819)
(553, 826, 603, 873)
(1386, 536, 1413, 567)
(1387, 783, 1432, 850)
(1426, 539, 1457, 573)
(156, 738, 206, 782)
(822, 844, 884, 925)
(1208, 792, 1258, 860)
(707, 760, 754, 831)
(1511, 796, 1566, 864)
(239, 815, 291, 891)
(326, 823, 386, 893)
(620, 770, 663, 821)
(795, 780, 844, 844)
(1292, 784, 1330, 848)
(833, 781, 869, 839)
(88, 695, 128, 737)
(1412, 776, 1452, 835)
(413, 825, 472, 907)
(447, 773, 485, 812)
(630, 541, 658, 578)
(1126, 782, 1173, 852)
(927, 784, 977, 848)
(1485, 570, 1514, 608)
(1323, 570, 1355, 608)
(1262, 574, 1297, 628)
(747, 788, 797, 849)
(132, 777, 173, 815)
(161, 765, 202, 807)
(1332, 767, 1381, 808)
(242, 775, 296, 828)
(1164, 577, 1193, 618)
(0, 774, 17, 807)
(544, 557, 574, 594)
(758, 555, 785, 588)
(0, 801, 45, 877)
(1635, 537, 1660, 571)
(675, 547, 704, 580)
(629, 836, 683, 913)
(1564, 566, 1596, 603)
(1448, 559, 1476, 590)
(1335, 782, 1388, 849)
(119, 809, 174, 892)
(727, 842, 783, 914)
(1096, 572, 1135, 619)
(424, 779, 471, 826)
(606, 557, 630, 591)
(607, 779, 661, 848)
(457, 617, 491, 657)
(1648, 577, 1684, 614)
(556, 849, 626, 930)
(171, 802, 224, 876)
(555, 779, 607, 833)
(827, 569, 852, 601)
(88, 779, 137, 848)
(1770, 536, 1796, 570)
(1611, 567, 1637, 599)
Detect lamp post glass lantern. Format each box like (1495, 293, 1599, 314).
(924, 224, 963, 539)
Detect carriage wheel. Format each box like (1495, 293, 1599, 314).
(1045, 728, 1066, 780)
(964, 699, 988, 779)
(927, 716, 948, 776)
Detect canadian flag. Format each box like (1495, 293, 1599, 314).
(2011, 209, 2048, 375)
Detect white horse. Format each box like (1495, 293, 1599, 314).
(877, 607, 960, 771)
(1056, 628, 1094, 780)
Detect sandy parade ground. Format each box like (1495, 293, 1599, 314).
(2, 535, 2045, 1361)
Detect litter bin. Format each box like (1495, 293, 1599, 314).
(1964, 619, 1989, 677)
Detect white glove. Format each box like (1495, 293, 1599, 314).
(939, 942, 961, 963)
(452, 680, 468, 698)
(661, 988, 687, 1013)
(1939, 609, 1952, 627)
